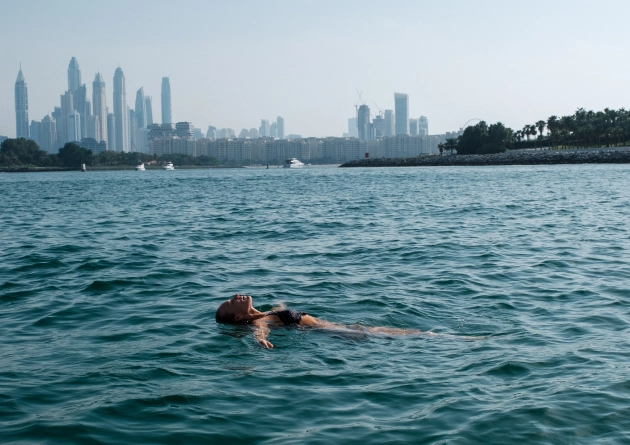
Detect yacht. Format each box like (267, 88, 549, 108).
(283, 158, 305, 168)
(135, 162, 145, 171)
(163, 161, 175, 170)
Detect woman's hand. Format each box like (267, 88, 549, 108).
(258, 339, 274, 349)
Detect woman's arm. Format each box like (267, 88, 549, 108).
(252, 319, 274, 348)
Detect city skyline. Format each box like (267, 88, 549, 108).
(3, 1, 630, 139)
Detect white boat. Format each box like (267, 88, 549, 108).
(283, 158, 305, 168)
(163, 161, 175, 170)
(135, 162, 145, 171)
(80, 163, 86, 172)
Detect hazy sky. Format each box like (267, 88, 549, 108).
(2, 0, 630, 138)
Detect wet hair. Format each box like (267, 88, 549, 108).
(216, 308, 236, 324)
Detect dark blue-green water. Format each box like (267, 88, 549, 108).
(1, 165, 630, 444)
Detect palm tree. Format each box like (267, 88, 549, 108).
(604, 108, 619, 147)
(444, 138, 458, 155)
(547, 116, 559, 149)
(536, 120, 546, 143)
(560, 115, 575, 148)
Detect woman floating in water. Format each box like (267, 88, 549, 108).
(216, 293, 431, 348)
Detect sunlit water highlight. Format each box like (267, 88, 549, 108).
(1, 165, 630, 444)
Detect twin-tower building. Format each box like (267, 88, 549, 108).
(14, 58, 173, 154)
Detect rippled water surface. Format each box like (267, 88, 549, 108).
(2, 165, 630, 444)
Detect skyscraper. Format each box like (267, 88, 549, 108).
(39, 115, 57, 153)
(259, 119, 270, 137)
(66, 58, 90, 140)
(14, 67, 29, 139)
(135, 88, 147, 129)
(92, 73, 108, 143)
(277, 116, 285, 139)
(419, 116, 429, 136)
(60, 91, 73, 144)
(348, 117, 358, 138)
(107, 112, 116, 151)
(129, 107, 137, 152)
(161, 77, 172, 124)
(67, 110, 81, 142)
(409, 119, 419, 136)
(394, 93, 409, 135)
(68, 57, 81, 92)
(113, 67, 129, 152)
(373, 115, 385, 139)
(145, 96, 154, 125)
(384, 110, 394, 137)
(357, 105, 371, 141)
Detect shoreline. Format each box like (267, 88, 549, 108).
(340, 148, 630, 168)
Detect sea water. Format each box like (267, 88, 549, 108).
(1, 165, 630, 444)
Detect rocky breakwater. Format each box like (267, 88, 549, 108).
(340, 149, 630, 168)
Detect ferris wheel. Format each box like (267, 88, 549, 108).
(461, 118, 483, 129)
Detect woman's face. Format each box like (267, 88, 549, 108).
(219, 294, 253, 320)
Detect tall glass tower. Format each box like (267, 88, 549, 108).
(92, 73, 108, 143)
(113, 67, 129, 152)
(145, 96, 154, 125)
(68, 57, 81, 92)
(135, 88, 147, 129)
(384, 110, 394, 136)
(394, 93, 409, 135)
(161, 77, 172, 124)
(14, 67, 29, 139)
(277, 116, 285, 139)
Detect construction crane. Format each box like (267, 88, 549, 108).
(371, 100, 384, 118)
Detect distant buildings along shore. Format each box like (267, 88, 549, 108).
(9, 59, 465, 165)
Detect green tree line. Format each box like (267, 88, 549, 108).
(0, 139, 219, 168)
(515, 107, 630, 150)
(438, 107, 630, 155)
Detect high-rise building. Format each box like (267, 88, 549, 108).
(409, 119, 419, 136)
(67, 58, 90, 139)
(175, 122, 194, 139)
(270, 122, 278, 138)
(394, 93, 409, 135)
(277, 116, 285, 139)
(51, 107, 62, 147)
(68, 57, 81, 92)
(75, 84, 91, 139)
(39, 115, 57, 153)
(384, 110, 394, 137)
(357, 105, 371, 141)
(373, 115, 385, 139)
(145, 96, 154, 125)
(135, 88, 147, 129)
(86, 115, 100, 141)
(30, 120, 40, 146)
(419, 116, 429, 136)
(113, 67, 129, 152)
(107, 112, 116, 151)
(60, 91, 73, 144)
(129, 108, 137, 152)
(15, 68, 29, 139)
(68, 110, 81, 142)
(92, 73, 108, 144)
(161, 77, 172, 124)
(259, 119, 270, 137)
(348, 117, 358, 138)
(206, 126, 217, 139)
